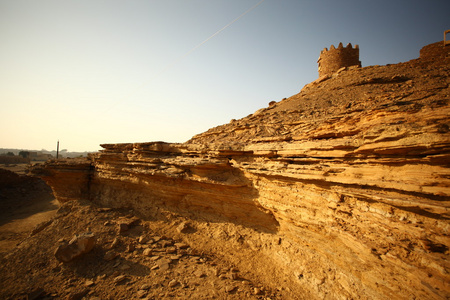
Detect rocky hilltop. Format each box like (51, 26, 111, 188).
(3, 41, 449, 299)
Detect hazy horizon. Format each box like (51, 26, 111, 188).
(0, 147, 91, 153)
(1, 0, 449, 152)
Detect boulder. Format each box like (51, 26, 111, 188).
(54, 233, 96, 262)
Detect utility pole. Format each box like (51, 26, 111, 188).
(56, 140, 59, 159)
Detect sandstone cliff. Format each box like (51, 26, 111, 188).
(34, 41, 450, 299)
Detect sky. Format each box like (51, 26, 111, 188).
(1, 0, 449, 152)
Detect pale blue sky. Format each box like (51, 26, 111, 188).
(1, 0, 449, 151)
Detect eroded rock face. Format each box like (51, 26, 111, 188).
(32, 158, 93, 203)
(35, 42, 450, 299)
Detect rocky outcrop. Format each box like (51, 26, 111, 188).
(33, 158, 93, 203)
(34, 42, 450, 299)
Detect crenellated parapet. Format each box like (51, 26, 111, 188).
(318, 42, 361, 77)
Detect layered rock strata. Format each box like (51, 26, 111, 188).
(35, 42, 450, 299)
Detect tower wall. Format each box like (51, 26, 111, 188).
(318, 43, 361, 77)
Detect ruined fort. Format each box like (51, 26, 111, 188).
(318, 42, 361, 77)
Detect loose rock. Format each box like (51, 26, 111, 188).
(54, 233, 96, 263)
(174, 242, 189, 249)
(104, 251, 118, 261)
(113, 275, 126, 284)
(136, 290, 147, 298)
(138, 235, 149, 244)
(142, 248, 152, 256)
(225, 285, 236, 293)
(168, 279, 179, 288)
(176, 222, 190, 233)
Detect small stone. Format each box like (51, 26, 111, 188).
(168, 279, 179, 288)
(176, 222, 190, 233)
(104, 251, 118, 261)
(194, 270, 206, 278)
(161, 240, 173, 247)
(151, 265, 159, 270)
(174, 242, 189, 249)
(84, 280, 95, 287)
(118, 216, 140, 227)
(30, 220, 52, 236)
(113, 260, 121, 268)
(113, 275, 126, 284)
(140, 284, 151, 290)
(150, 255, 161, 261)
(136, 290, 147, 298)
(253, 287, 262, 295)
(138, 235, 149, 244)
(119, 264, 130, 271)
(110, 238, 120, 248)
(336, 66, 347, 74)
(315, 276, 326, 285)
(143, 248, 152, 256)
(225, 285, 236, 293)
(159, 263, 170, 271)
(157, 258, 171, 266)
(98, 207, 112, 212)
(178, 249, 188, 256)
(165, 247, 177, 254)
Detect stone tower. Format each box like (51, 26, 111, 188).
(318, 42, 361, 77)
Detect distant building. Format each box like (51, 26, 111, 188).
(29, 152, 53, 161)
